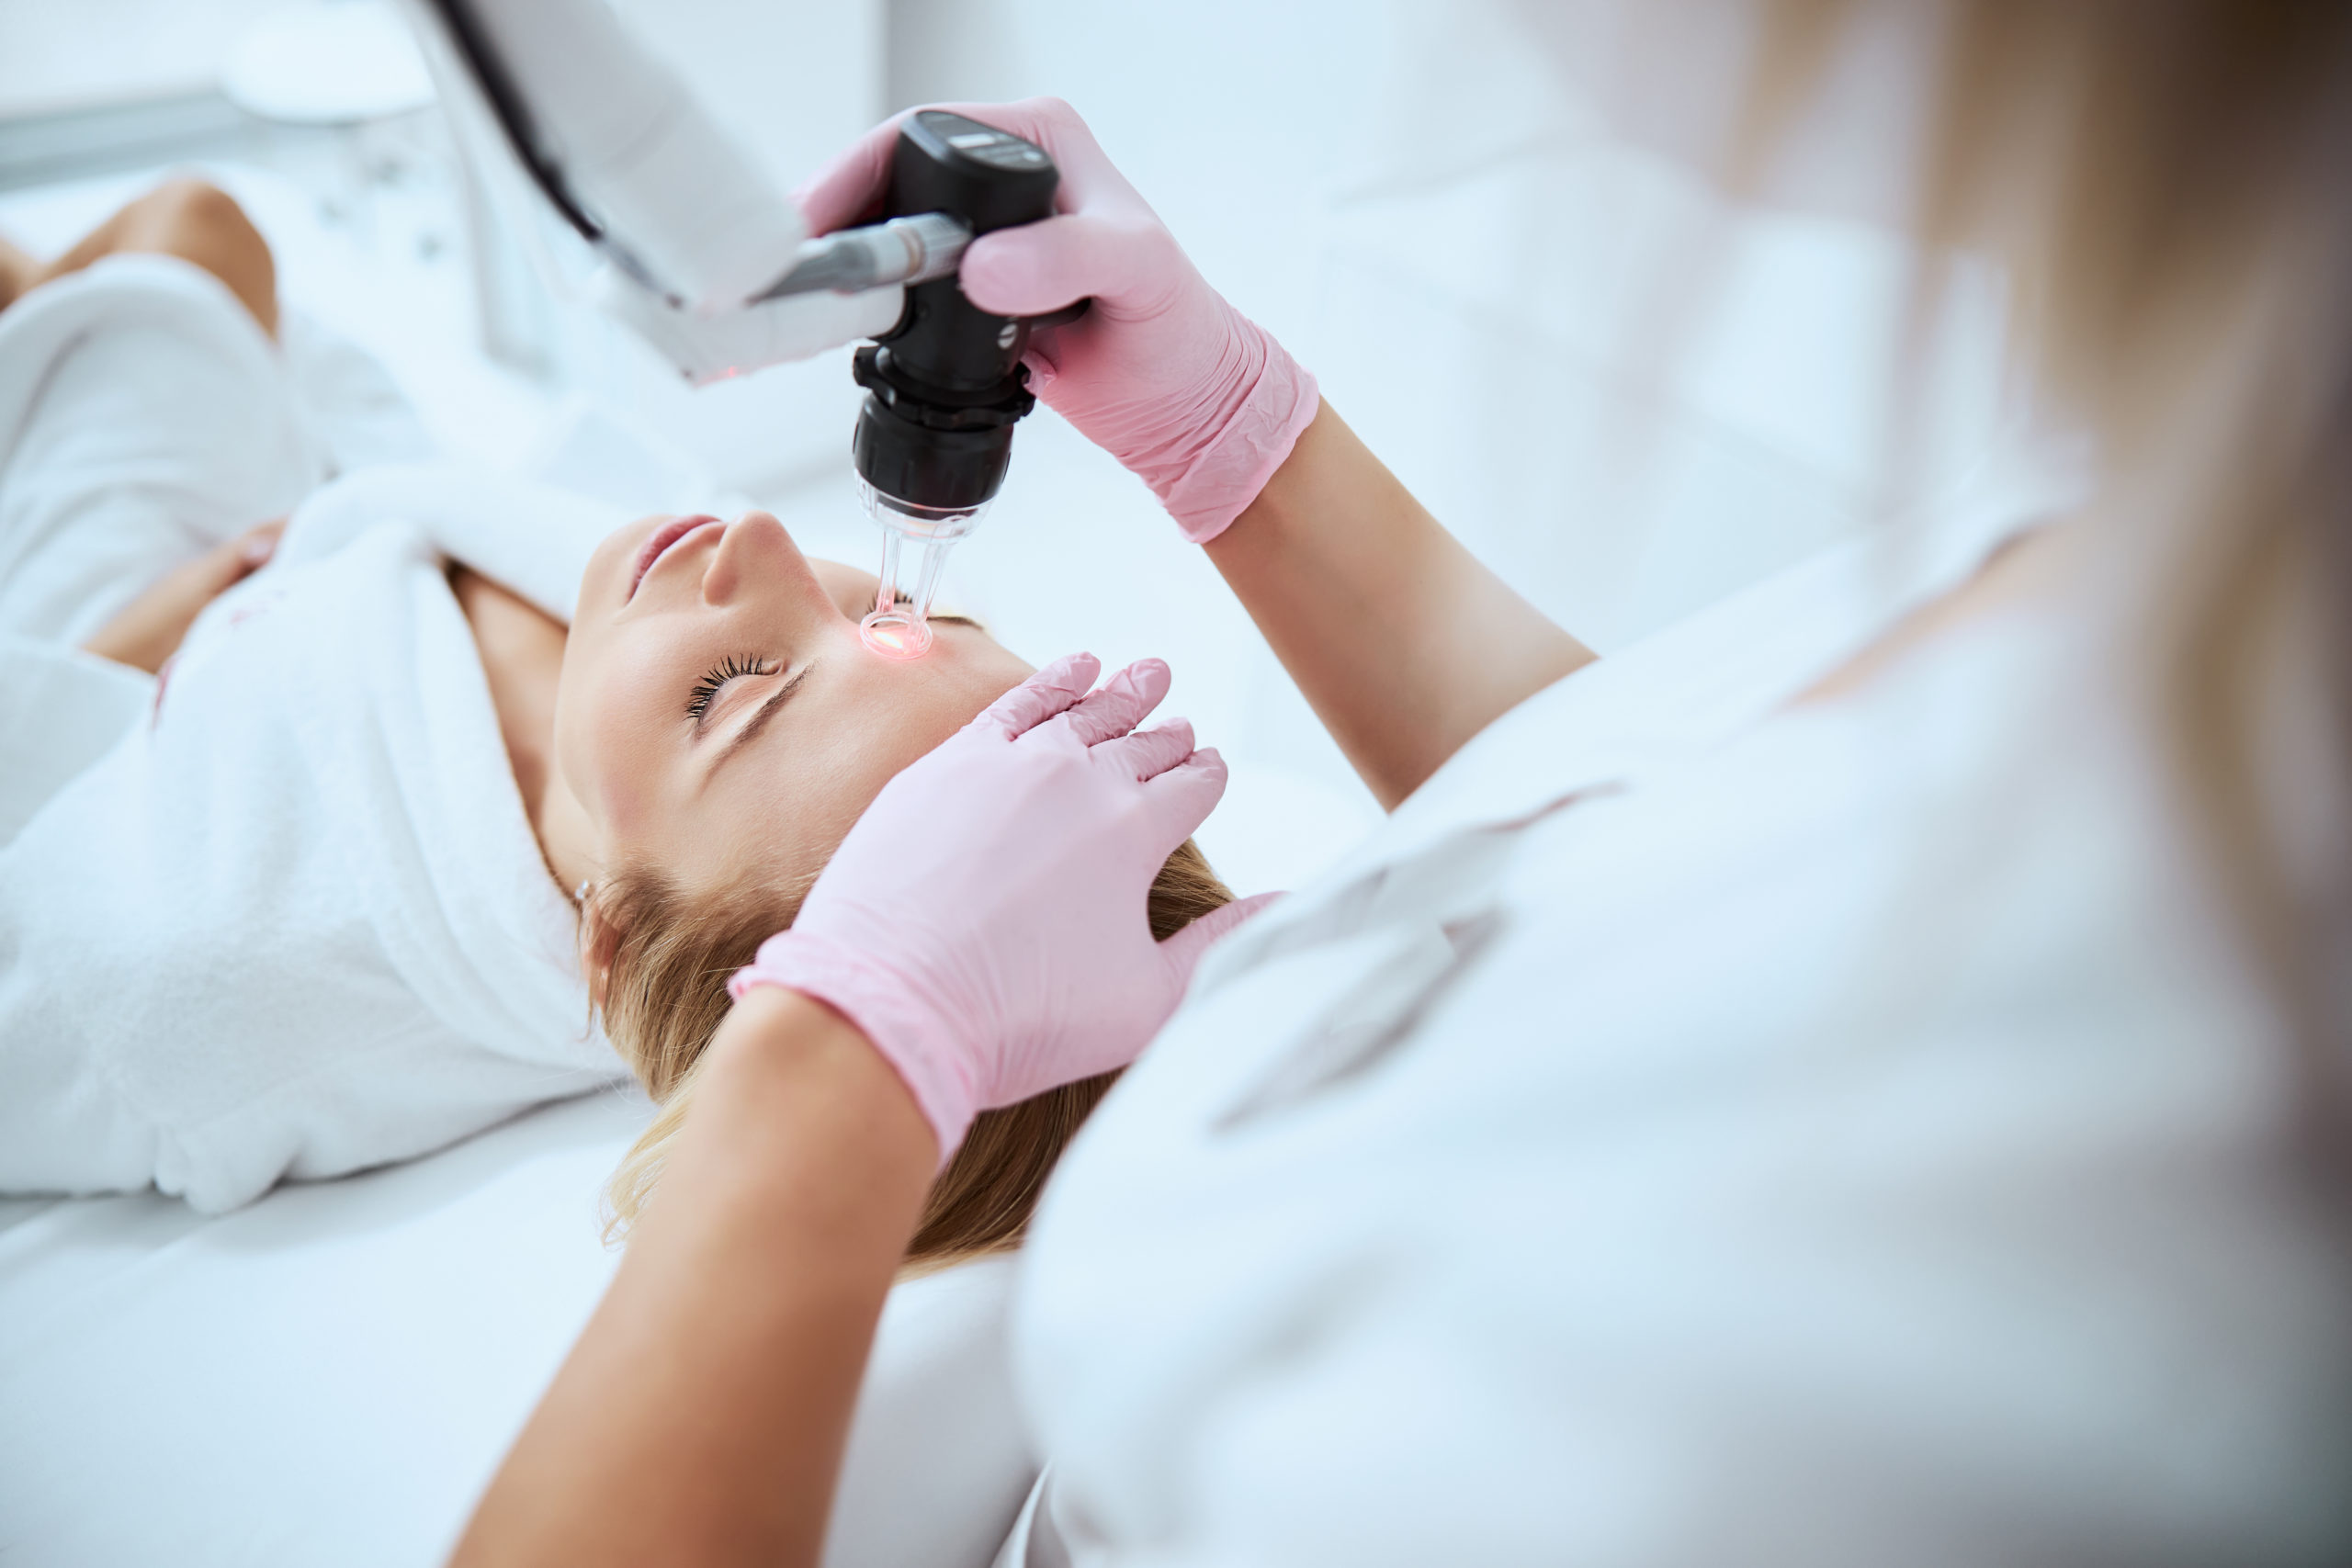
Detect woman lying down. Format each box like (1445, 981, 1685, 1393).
(0, 181, 1237, 1264)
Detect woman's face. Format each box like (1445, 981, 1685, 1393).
(552, 510, 1033, 898)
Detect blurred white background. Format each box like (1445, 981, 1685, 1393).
(0, 0, 2027, 894)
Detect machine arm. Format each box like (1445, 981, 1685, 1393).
(401, 0, 921, 380)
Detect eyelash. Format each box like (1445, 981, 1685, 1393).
(685, 653, 779, 725)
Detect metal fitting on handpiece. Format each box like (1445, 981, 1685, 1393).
(757, 212, 972, 299)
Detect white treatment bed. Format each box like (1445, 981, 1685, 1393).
(0, 1093, 1039, 1565)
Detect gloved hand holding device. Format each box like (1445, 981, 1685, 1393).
(797, 97, 1320, 544)
(729, 653, 1277, 1161)
(807, 96, 1588, 815)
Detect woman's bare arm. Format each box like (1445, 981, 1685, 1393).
(0, 231, 35, 311)
(82, 519, 284, 673)
(1204, 400, 1595, 809)
(449, 988, 936, 1568)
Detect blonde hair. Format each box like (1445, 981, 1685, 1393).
(1732, 1, 2352, 1145)
(590, 839, 1234, 1269)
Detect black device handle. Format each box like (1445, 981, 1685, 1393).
(852, 110, 1089, 513)
(878, 110, 1062, 388)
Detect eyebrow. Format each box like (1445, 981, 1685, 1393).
(707, 661, 814, 782)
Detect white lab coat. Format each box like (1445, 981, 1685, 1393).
(997, 514, 2352, 1566)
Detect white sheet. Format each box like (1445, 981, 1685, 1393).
(0, 1093, 1038, 1566)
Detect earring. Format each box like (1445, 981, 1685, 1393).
(575, 881, 593, 907)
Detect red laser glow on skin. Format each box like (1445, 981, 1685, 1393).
(860, 608, 933, 660)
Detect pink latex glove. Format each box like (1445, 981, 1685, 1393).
(797, 97, 1319, 544)
(729, 653, 1276, 1162)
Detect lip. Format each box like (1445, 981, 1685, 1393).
(628, 514, 721, 602)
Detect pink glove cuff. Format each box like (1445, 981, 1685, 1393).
(729, 930, 979, 1167)
(1124, 305, 1319, 546)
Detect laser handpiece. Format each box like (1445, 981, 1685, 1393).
(844, 111, 1079, 659)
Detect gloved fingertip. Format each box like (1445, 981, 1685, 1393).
(1144, 747, 1230, 844)
(959, 231, 1055, 317)
(1103, 716, 1195, 782)
(1018, 344, 1059, 395)
(1217, 890, 1286, 931)
(1159, 888, 1284, 973)
(954, 232, 1023, 304)
(1185, 746, 1231, 799)
(1039, 650, 1101, 691)
(1117, 657, 1170, 704)
(962, 219, 1103, 318)
(973, 652, 1102, 739)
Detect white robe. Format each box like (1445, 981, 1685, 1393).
(0, 254, 628, 1212)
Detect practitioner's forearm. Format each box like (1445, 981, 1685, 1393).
(450, 988, 935, 1568)
(1206, 401, 1594, 809)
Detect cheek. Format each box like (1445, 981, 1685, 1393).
(576, 525, 648, 613)
(881, 660, 1017, 761)
(784, 674, 989, 841)
(554, 653, 673, 834)
(789, 719, 929, 846)
(589, 721, 655, 832)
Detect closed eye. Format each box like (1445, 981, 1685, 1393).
(686, 653, 780, 729)
(708, 661, 816, 778)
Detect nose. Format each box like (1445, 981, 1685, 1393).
(700, 511, 803, 606)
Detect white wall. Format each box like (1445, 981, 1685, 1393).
(0, 0, 281, 116)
